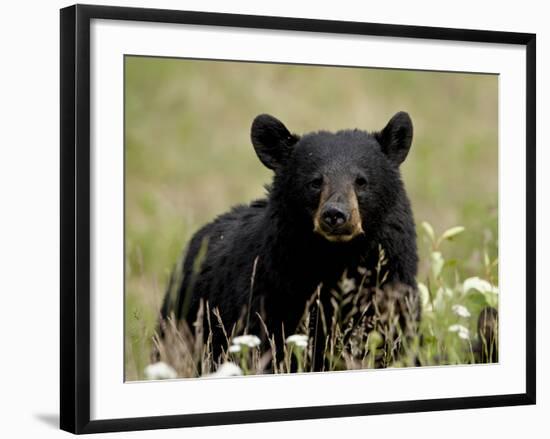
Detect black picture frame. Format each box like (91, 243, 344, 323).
(60, 4, 536, 434)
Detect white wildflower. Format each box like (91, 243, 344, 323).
(207, 362, 243, 378)
(143, 362, 177, 380)
(293, 339, 308, 348)
(286, 334, 308, 348)
(452, 304, 471, 318)
(448, 324, 470, 340)
(448, 324, 462, 332)
(228, 344, 241, 353)
(286, 334, 308, 344)
(231, 334, 261, 348)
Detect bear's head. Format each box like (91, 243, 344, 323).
(251, 112, 413, 243)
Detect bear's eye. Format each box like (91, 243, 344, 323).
(355, 176, 368, 188)
(309, 177, 323, 190)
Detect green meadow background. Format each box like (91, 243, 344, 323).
(125, 56, 498, 380)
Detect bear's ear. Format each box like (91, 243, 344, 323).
(375, 111, 413, 165)
(251, 114, 298, 170)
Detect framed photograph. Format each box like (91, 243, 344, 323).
(60, 4, 536, 434)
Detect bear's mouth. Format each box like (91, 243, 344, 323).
(320, 232, 357, 243)
(313, 222, 364, 243)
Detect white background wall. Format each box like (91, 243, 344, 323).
(0, 0, 546, 437)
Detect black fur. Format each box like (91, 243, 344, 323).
(160, 113, 418, 368)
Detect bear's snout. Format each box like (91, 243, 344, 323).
(314, 190, 364, 243)
(321, 203, 349, 229)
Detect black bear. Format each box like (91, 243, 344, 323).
(159, 112, 419, 370)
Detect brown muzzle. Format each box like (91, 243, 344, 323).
(313, 184, 364, 242)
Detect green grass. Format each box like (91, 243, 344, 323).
(124, 56, 498, 380)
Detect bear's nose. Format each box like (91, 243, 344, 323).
(321, 205, 348, 229)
